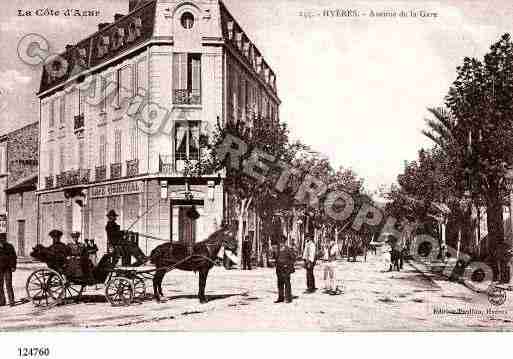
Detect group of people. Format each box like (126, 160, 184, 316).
(273, 234, 342, 304)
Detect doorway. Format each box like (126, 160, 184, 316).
(171, 199, 204, 245)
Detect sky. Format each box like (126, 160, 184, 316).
(1, 0, 512, 193)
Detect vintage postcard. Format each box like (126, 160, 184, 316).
(1, 0, 513, 344)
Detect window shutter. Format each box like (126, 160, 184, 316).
(173, 53, 187, 90)
(175, 123, 187, 160)
(60, 96, 65, 124)
(130, 126, 138, 160)
(99, 134, 106, 166)
(114, 129, 122, 163)
(48, 148, 54, 174)
(59, 145, 65, 172)
(78, 141, 84, 169)
(191, 55, 201, 92)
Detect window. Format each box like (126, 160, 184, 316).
(114, 129, 122, 163)
(181, 12, 194, 29)
(172, 53, 201, 104)
(60, 96, 66, 124)
(48, 148, 54, 175)
(118, 65, 133, 107)
(129, 126, 138, 160)
(175, 122, 200, 162)
(19, 193, 24, 210)
(99, 134, 107, 166)
(101, 73, 113, 113)
(0, 144, 6, 175)
(78, 140, 85, 169)
(59, 145, 65, 172)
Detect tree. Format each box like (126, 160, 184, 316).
(188, 115, 292, 266)
(442, 33, 513, 280)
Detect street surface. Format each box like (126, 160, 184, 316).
(1, 251, 512, 331)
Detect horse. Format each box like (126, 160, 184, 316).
(30, 244, 115, 285)
(149, 227, 237, 303)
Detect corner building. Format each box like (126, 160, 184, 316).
(37, 0, 280, 255)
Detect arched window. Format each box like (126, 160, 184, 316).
(180, 12, 194, 29)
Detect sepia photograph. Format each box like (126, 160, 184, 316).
(1, 0, 513, 348)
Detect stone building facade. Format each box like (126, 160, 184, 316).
(0, 122, 39, 257)
(37, 0, 280, 255)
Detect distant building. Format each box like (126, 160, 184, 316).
(0, 122, 39, 257)
(37, 0, 280, 254)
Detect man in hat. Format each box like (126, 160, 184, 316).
(0, 233, 17, 306)
(302, 233, 317, 293)
(106, 210, 146, 266)
(274, 235, 296, 303)
(48, 229, 71, 271)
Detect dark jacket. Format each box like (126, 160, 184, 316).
(106, 221, 123, 246)
(0, 242, 17, 271)
(276, 245, 296, 274)
(48, 242, 72, 258)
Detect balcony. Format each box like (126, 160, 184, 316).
(79, 169, 90, 184)
(64, 170, 80, 186)
(95, 165, 106, 181)
(173, 89, 201, 105)
(56, 173, 65, 188)
(45, 176, 54, 189)
(126, 159, 139, 177)
(110, 163, 122, 179)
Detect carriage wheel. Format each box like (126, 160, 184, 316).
(26, 269, 65, 308)
(105, 277, 134, 306)
(132, 275, 146, 301)
(64, 283, 85, 302)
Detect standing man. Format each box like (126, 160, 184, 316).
(242, 235, 252, 270)
(275, 235, 296, 303)
(0, 233, 17, 307)
(106, 210, 128, 266)
(302, 233, 317, 293)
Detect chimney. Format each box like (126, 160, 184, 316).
(98, 22, 110, 31)
(114, 13, 124, 22)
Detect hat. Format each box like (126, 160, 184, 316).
(305, 233, 314, 241)
(107, 210, 119, 218)
(0, 232, 6, 240)
(49, 229, 63, 238)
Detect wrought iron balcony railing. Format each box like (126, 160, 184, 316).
(159, 154, 174, 174)
(45, 176, 54, 189)
(110, 162, 122, 179)
(126, 159, 139, 177)
(173, 89, 201, 105)
(65, 170, 80, 186)
(95, 165, 106, 181)
(56, 173, 65, 188)
(79, 169, 90, 184)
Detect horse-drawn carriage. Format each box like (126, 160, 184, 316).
(25, 227, 237, 308)
(25, 246, 151, 307)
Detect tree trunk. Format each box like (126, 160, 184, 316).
(486, 188, 504, 281)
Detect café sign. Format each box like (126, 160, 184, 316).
(90, 181, 143, 198)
